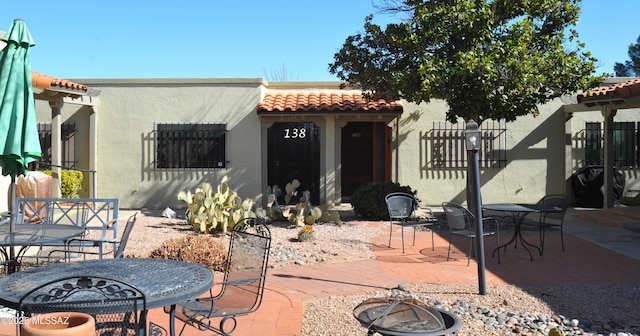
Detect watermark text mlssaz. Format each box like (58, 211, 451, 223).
(0, 314, 71, 325)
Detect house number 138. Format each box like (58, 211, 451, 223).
(284, 128, 307, 139)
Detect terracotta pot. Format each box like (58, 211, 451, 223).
(20, 312, 95, 336)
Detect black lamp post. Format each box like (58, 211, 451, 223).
(464, 119, 486, 295)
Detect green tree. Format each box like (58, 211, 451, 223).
(329, 0, 604, 123)
(614, 35, 640, 77)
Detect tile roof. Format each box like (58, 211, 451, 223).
(577, 78, 640, 105)
(31, 71, 88, 95)
(257, 91, 402, 114)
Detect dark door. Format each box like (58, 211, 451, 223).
(341, 122, 391, 198)
(267, 122, 320, 204)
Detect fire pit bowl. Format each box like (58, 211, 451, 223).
(353, 297, 462, 336)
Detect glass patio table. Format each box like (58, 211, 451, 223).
(0, 223, 85, 274)
(482, 203, 560, 261)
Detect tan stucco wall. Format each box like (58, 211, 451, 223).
(36, 79, 267, 210)
(393, 98, 568, 206)
(23, 78, 640, 209)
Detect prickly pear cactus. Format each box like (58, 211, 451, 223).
(265, 180, 342, 226)
(178, 176, 256, 234)
(284, 179, 301, 204)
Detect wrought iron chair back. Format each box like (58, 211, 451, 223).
(536, 194, 570, 252)
(385, 192, 417, 220)
(385, 192, 435, 253)
(442, 202, 499, 265)
(167, 217, 271, 336)
(17, 275, 146, 335)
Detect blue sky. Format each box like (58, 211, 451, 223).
(0, 0, 637, 81)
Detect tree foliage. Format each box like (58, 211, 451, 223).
(329, 0, 604, 123)
(614, 35, 640, 77)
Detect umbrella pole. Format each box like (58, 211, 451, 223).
(9, 175, 16, 233)
(8, 175, 16, 272)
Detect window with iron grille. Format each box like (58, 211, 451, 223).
(432, 120, 507, 169)
(30, 122, 76, 170)
(155, 123, 227, 169)
(585, 121, 638, 168)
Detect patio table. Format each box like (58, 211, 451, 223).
(0, 258, 213, 336)
(482, 203, 560, 261)
(0, 223, 84, 273)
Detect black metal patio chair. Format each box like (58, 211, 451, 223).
(17, 275, 147, 335)
(442, 202, 500, 265)
(534, 194, 570, 253)
(385, 192, 436, 254)
(164, 217, 271, 336)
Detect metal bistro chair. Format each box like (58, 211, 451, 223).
(442, 202, 500, 265)
(17, 275, 147, 335)
(49, 212, 137, 261)
(385, 192, 435, 254)
(535, 194, 570, 253)
(165, 218, 271, 336)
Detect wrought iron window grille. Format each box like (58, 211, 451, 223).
(31, 122, 77, 170)
(432, 120, 507, 169)
(155, 123, 227, 170)
(583, 121, 639, 168)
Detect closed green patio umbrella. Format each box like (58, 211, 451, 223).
(0, 18, 41, 248)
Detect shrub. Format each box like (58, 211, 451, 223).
(148, 235, 228, 272)
(350, 181, 416, 220)
(41, 169, 84, 198)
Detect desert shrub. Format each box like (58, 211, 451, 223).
(41, 169, 84, 198)
(350, 181, 416, 220)
(148, 235, 228, 272)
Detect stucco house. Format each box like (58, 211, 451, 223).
(2, 75, 640, 212)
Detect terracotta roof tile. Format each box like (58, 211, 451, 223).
(31, 71, 88, 94)
(577, 78, 640, 104)
(257, 91, 403, 114)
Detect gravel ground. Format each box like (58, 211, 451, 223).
(123, 212, 640, 336)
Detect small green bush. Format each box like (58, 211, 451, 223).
(41, 169, 83, 198)
(148, 235, 228, 272)
(350, 181, 416, 220)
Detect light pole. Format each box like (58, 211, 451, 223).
(464, 119, 486, 295)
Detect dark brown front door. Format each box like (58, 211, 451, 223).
(341, 122, 391, 198)
(267, 122, 320, 205)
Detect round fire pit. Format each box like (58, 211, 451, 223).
(353, 297, 462, 336)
